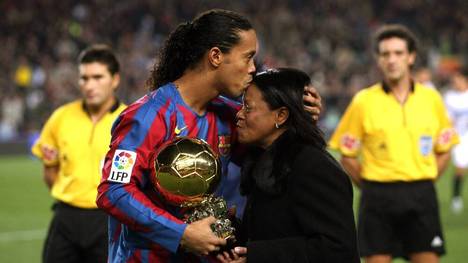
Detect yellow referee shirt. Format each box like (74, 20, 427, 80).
(32, 100, 126, 208)
(329, 82, 459, 182)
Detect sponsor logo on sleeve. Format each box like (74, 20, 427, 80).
(41, 145, 59, 163)
(437, 128, 455, 146)
(108, 150, 136, 183)
(340, 134, 360, 152)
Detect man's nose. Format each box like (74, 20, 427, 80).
(236, 109, 245, 121)
(249, 60, 256, 74)
(82, 79, 97, 90)
(387, 53, 398, 63)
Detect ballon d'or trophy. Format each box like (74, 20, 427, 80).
(153, 137, 235, 240)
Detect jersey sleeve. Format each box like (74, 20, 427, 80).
(31, 108, 62, 166)
(328, 93, 365, 157)
(96, 101, 187, 253)
(433, 91, 459, 153)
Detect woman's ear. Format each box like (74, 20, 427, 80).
(276, 107, 289, 126)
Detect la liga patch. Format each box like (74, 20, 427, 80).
(108, 150, 136, 183)
(437, 128, 455, 146)
(340, 133, 360, 152)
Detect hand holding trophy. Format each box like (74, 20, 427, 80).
(152, 137, 235, 240)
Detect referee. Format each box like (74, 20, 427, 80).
(329, 25, 459, 263)
(32, 45, 126, 263)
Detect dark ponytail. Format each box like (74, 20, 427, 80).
(147, 9, 252, 91)
(147, 23, 194, 90)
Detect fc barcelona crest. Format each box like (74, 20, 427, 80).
(218, 135, 231, 156)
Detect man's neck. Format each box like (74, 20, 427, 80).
(386, 75, 412, 104)
(174, 69, 219, 116)
(86, 97, 116, 123)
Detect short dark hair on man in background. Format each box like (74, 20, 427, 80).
(373, 24, 418, 54)
(78, 44, 120, 75)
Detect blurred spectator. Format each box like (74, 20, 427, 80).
(0, 92, 24, 141)
(444, 69, 468, 214)
(414, 67, 436, 89)
(14, 56, 32, 91)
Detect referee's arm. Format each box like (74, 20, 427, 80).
(436, 151, 451, 178)
(340, 156, 362, 188)
(42, 165, 59, 189)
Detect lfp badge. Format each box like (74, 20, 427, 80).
(114, 151, 134, 169)
(108, 150, 137, 183)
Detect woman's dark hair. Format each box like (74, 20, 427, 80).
(147, 9, 253, 91)
(373, 24, 418, 54)
(78, 44, 120, 75)
(253, 68, 326, 149)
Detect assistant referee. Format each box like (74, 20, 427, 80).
(32, 45, 126, 263)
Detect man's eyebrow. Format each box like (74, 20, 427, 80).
(246, 50, 256, 57)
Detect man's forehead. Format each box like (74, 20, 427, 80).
(379, 37, 409, 51)
(235, 30, 257, 49)
(79, 62, 110, 74)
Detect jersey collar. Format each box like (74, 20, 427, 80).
(82, 98, 121, 115)
(382, 80, 415, 93)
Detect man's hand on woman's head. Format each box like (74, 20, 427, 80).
(303, 85, 322, 121)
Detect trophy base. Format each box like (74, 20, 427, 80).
(182, 196, 236, 240)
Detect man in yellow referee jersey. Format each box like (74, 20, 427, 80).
(32, 45, 126, 263)
(329, 25, 458, 263)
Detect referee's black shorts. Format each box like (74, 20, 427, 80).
(43, 201, 108, 263)
(358, 180, 445, 259)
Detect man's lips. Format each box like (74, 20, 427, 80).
(86, 93, 97, 99)
(245, 79, 252, 87)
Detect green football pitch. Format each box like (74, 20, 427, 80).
(0, 155, 467, 262)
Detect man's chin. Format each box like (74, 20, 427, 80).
(85, 100, 96, 106)
(237, 136, 247, 144)
(221, 91, 243, 100)
(385, 74, 402, 83)
(84, 100, 102, 109)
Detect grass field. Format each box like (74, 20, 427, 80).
(0, 155, 467, 262)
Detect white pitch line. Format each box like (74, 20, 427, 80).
(0, 229, 46, 242)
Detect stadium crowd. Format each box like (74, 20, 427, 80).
(1, 0, 467, 141)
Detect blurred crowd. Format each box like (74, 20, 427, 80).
(1, 0, 468, 141)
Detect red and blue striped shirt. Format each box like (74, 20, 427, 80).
(97, 83, 243, 262)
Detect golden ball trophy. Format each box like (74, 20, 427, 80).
(153, 137, 235, 240)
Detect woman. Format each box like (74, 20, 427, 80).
(218, 68, 360, 263)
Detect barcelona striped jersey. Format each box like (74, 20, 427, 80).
(97, 83, 243, 262)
